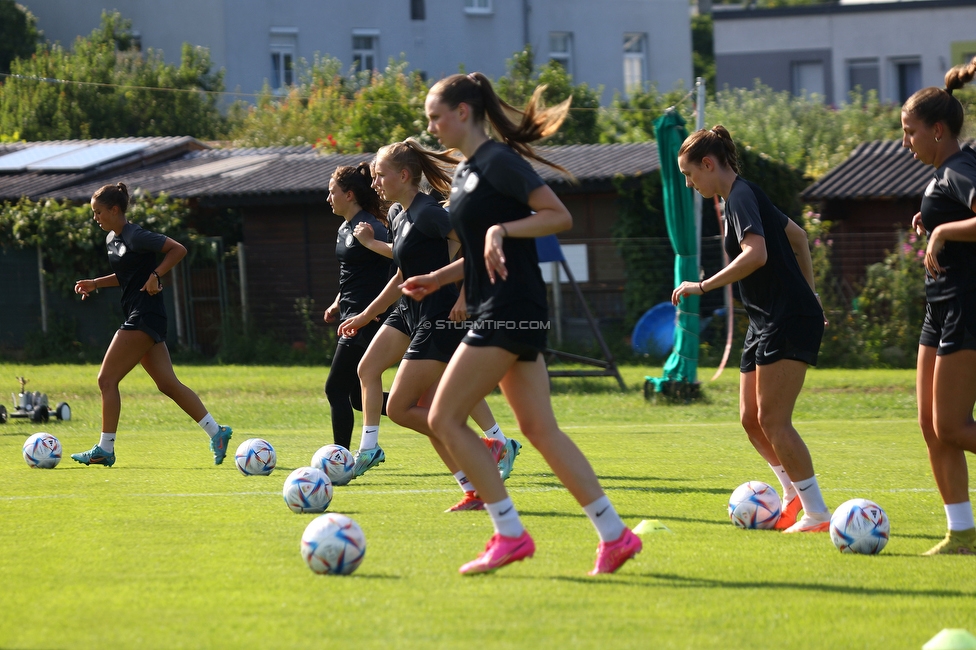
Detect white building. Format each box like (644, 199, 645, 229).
(713, 0, 976, 105)
(21, 0, 693, 103)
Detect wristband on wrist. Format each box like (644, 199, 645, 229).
(500, 223, 509, 237)
(699, 281, 706, 294)
(92, 279, 99, 293)
(152, 270, 162, 287)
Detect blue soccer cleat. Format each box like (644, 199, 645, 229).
(498, 438, 522, 481)
(353, 445, 385, 477)
(70, 444, 116, 467)
(210, 425, 233, 465)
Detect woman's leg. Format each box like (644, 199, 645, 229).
(71, 329, 155, 466)
(924, 347, 976, 554)
(388, 359, 461, 470)
(325, 342, 366, 450)
(140, 342, 208, 420)
(754, 359, 829, 532)
(358, 325, 410, 428)
(741, 370, 798, 527)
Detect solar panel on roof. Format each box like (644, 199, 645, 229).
(0, 144, 88, 172)
(28, 142, 149, 172)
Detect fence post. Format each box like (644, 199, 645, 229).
(37, 243, 47, 333)
(171, 262, 186, 346)
(238, 243, 249, 329)
(550, 261, 562, 346)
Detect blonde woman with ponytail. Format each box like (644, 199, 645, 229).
(338, 139, 521, 497)
(71, 183, 232, 468)
(902, 56, 976, 555)
(401, 73, 641, 575)
(672, 125, 830, 534)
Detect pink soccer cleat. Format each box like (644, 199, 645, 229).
(459, 531, 535, 575)
(589, 528, 642, 575)
(483, 437, 507, 464)
(445, 493, 486, 512)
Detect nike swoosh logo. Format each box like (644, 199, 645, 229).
(499, 507, 513, 516)
(595, 507, 609, 517)
(797, 485, 811, 491)
(939, 341, 953, 348)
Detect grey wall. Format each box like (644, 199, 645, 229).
(716, 49, 834, 104)
(21, 0, 693, 104)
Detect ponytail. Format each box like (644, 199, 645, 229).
(903, 55, 976, 139)
(678, 125, 740, 175)
(332, 162, 389, 226)
(375, 139, 458, 199)
(92, 182, 130, 213)
(429, 72, 572, 175)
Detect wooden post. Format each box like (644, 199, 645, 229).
(37, 243, 47, 333)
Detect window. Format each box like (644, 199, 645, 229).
(464, 0, 492, 14)
(791, 61, 825, 99)
(848, 59, 880, 97)
(269, 28, 298, 91)
(894, 58, 921, 103)
(549, 32, 573, 75)
(411, 0, 425, 20)
(623, 33, 646, 95)
(352, 32, 379, 72)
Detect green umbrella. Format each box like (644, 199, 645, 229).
(648, 110, 698, 391)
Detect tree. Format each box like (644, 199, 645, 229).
(0, 1, 40, 74)
(230, 56, 430, 151)
(691, 14, 715, 92)
(494, 47, 602, 145)
(0, 11, 226, 140)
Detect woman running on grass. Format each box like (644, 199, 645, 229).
(671, 126, 830, 533)
(902, 56, 976, 555)
(323, 163, 392, 456)
(338, 140, 521, 506)
(400, 73, 641, 575)
(71, 182, 232, 468)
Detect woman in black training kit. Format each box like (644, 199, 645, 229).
(71, 182, 232, 468)
(324, 163, 391, 453)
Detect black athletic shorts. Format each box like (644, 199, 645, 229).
(919, 294, 976, 355)
(384, 305, 466, 363)
(461, 318, 547, 362)
(740, 314, 823, 373)
(120, 312, 167, 344)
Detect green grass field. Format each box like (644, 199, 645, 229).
(1, 363, 973, 649)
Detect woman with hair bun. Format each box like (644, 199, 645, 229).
(323, 163, 394, 457)
(401, 72, 641, 575)
(903, 56, 976, 555)
(671, 125, 830, 533)
(339, 139, 520, 503)
(71, 183, 232, 467)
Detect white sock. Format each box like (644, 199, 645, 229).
(583, 495, 626, 542)
(482, 423, 507, 443)
(485, 497, 524, 538)
(98, 432, 116, 453)
(360, 425, 379, 451)
(792, 476, 829, 516)
(769, 464, 797, 502)
(197, 413, 219, 438)
(454, 471, 476, 494)
(945, 502, 976, 531)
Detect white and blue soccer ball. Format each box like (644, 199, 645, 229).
(22, 432, 61, 469)
(830, 498, 889, 554)
(283, 467, 333, 514)
(311, 444, 355, 486)
(728, 481, 782, 529)
(301, 512, 367, 575)
(235, 438, 276, 476)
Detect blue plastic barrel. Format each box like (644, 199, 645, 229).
(631, 302, 676, 356)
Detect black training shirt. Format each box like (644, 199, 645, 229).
(724, 178, 820, 325)
(106, 222, 168, 319)
(920, 145, 976, 301)
(336, 210, 391, 320)
(390, 193, 459, 316)
(449, 140, 547, 318)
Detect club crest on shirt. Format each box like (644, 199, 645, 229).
(346, 234, 356, 247)
(117, 243, 127, 257)
(463, 172, 480, 193)
(400, 221, 412, 239)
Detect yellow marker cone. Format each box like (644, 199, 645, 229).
(633, 519, 672, 535)
(923, 629, 976, 650)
